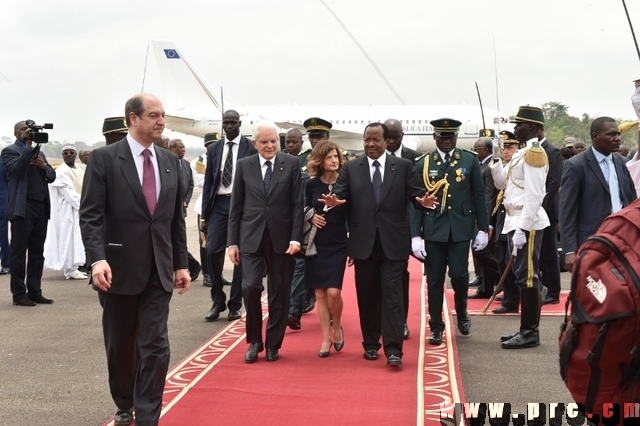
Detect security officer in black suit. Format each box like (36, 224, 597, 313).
(384, 118, 420, 340)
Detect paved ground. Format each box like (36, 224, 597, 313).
(0, 188, 575, 425)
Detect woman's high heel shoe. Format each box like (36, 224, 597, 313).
(319, 342, 332, 358)
(334, 327, 344, 352)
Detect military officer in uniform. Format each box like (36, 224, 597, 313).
(490, 106, 549, 349)
(410, 118, 490, 345)
(490, 131, 521, 314)
(101, 117, 128, 146)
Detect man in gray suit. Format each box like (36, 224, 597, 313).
(228, 120, 304, 364)
(560, 116, 637, 272)
(80, 93, 190, 426)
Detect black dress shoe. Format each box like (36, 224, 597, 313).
(13, 298, 36, 307)
(0, 266, 10, 275)
(302, 298, 316, 314)
(227, 310, 241, 321)
(363, 349, 378, 360)
(492, 306, 518, 314)
(468, 277, 480, 287)
(387, 354, 402, 367)
(403, 323, 410, 340)
(29, 295, 53, 304)
(265, 348, 280, 362)
(287, 316, 301, 330)
(468, 292, 492, 299)
(501, 332, 540, 349)
(457, 318, 471, 335)
(114, 409, 134, 425)
(221, 276, 232, 286)
(543, 296, 560, 305)
(500, 331, 519, 342)
(244, 343, 263, 363)
(495, 295, 503, 301)
(205, 304, 223, 321)
(202, 274, 212, 287)
(428, 330, 443, 345)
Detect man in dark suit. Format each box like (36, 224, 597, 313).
(538, 130, 563, 304)
(228, 120, 303, 363)
(169, 138, 201, 281)
(410, 119, 490, 346)
(560, 116, 637, 272)
(80, 93, 190, 426)
(202, 110, 257, 322)
(321, 122, 436, 367)
(2, 121, 56, 306)
(468, 137, 501, 299)
(384, 118, 420, 340)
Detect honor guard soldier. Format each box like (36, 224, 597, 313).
(490, 131, 521, 314)
(300, 117, 332, 181)
(102, 116, 128, 145)
(490, 106, 549, 349)
(410, 118, 490, 345)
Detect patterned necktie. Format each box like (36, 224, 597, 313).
(222, 141, 234, 187)
(372, 160, 382, 205)
(445, 152, 451, 166)
(603, 157, 622, 213)
(142, 149, 156, 216)
(264, 160, 272, 197)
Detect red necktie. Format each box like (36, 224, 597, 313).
(142, 149, 157, 216)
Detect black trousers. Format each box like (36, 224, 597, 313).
(354, 232, 405, 358)
(471, 241, 500, 294)
(197, 214, 208, 276)
(495, 238, 518, 309)
(98, 264, 172, 425)
(539, 220, 561, 299)
(206, 195, 242, 311)
(241, 228, 293, 350)
(9, 199, 48, 301)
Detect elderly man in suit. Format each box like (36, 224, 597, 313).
(228, 120, 303, 363)
(560, 116, 637, 272)
(2, 120, 57, 306)
(202, 110, 257, 322)
(321, 122, 436, 367)
(384, 118, 420, 340)
(80, 93, 190, 426)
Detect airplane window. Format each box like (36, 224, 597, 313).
(412, 120, 415, 124)
(419, 120, 422, 124)
(349, 120, 351, 124)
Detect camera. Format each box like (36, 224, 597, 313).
(25, 119, 53, 144)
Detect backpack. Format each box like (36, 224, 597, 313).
(559, 198, 640, 416)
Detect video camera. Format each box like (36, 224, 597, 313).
(25, 119, 53, 144)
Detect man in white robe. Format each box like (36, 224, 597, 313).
(44, 145, 87, 279)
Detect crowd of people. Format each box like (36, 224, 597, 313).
(3, 91, 638, 425)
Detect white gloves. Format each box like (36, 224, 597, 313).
(411, 237, 426, 260)
(472, 231, 488, 251)
(512, 229, 527, 254)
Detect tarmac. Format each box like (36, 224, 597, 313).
(0, 187, 574, 425)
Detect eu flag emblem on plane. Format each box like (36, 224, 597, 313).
(164, 49, 180, 59)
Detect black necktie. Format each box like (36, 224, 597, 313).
(445, 153, 451, 166)
(372, 160, 382, 205)
(390, 152, 396, 156)
(222, 142, 234, 188)
(264, 160, 272, 197)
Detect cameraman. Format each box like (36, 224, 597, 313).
(1, 121, 56, 306)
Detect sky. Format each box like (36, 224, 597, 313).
(2, 0, 640, 147)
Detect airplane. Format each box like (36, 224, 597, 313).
(149, 40, 513, 152)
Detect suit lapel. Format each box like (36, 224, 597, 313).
(117, 142, 150, 215)
(587, 149, 610, 193)
(357, 156, 376, 206)
(380, 154, 396, 205)
(613, 155, 630, 206)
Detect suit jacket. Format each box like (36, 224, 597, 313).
(400, 145, 421, 162)
(559, 147, 637, 254)
(202, 136, 256, 221)
(541, 139, 563, 222)
(227, 152, 304, 254)
(1, 141, 56, 221)
(480, 158, 497, 219)
(179, 158, 194, 207)
(333, 154, 425, 260)
(410, 148, 489, 242)
(80, 139, 188, 294)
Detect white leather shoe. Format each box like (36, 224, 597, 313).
(65, 270, 88, 280)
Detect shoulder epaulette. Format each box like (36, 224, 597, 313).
(524, 144, 548, 168)
(298, 149, 311, 156)
(462, 148, 478, 156)
(415, 153, 428, 162)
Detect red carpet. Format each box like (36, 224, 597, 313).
(104, 258, 465, 425)
(446, 288, 569, 316)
